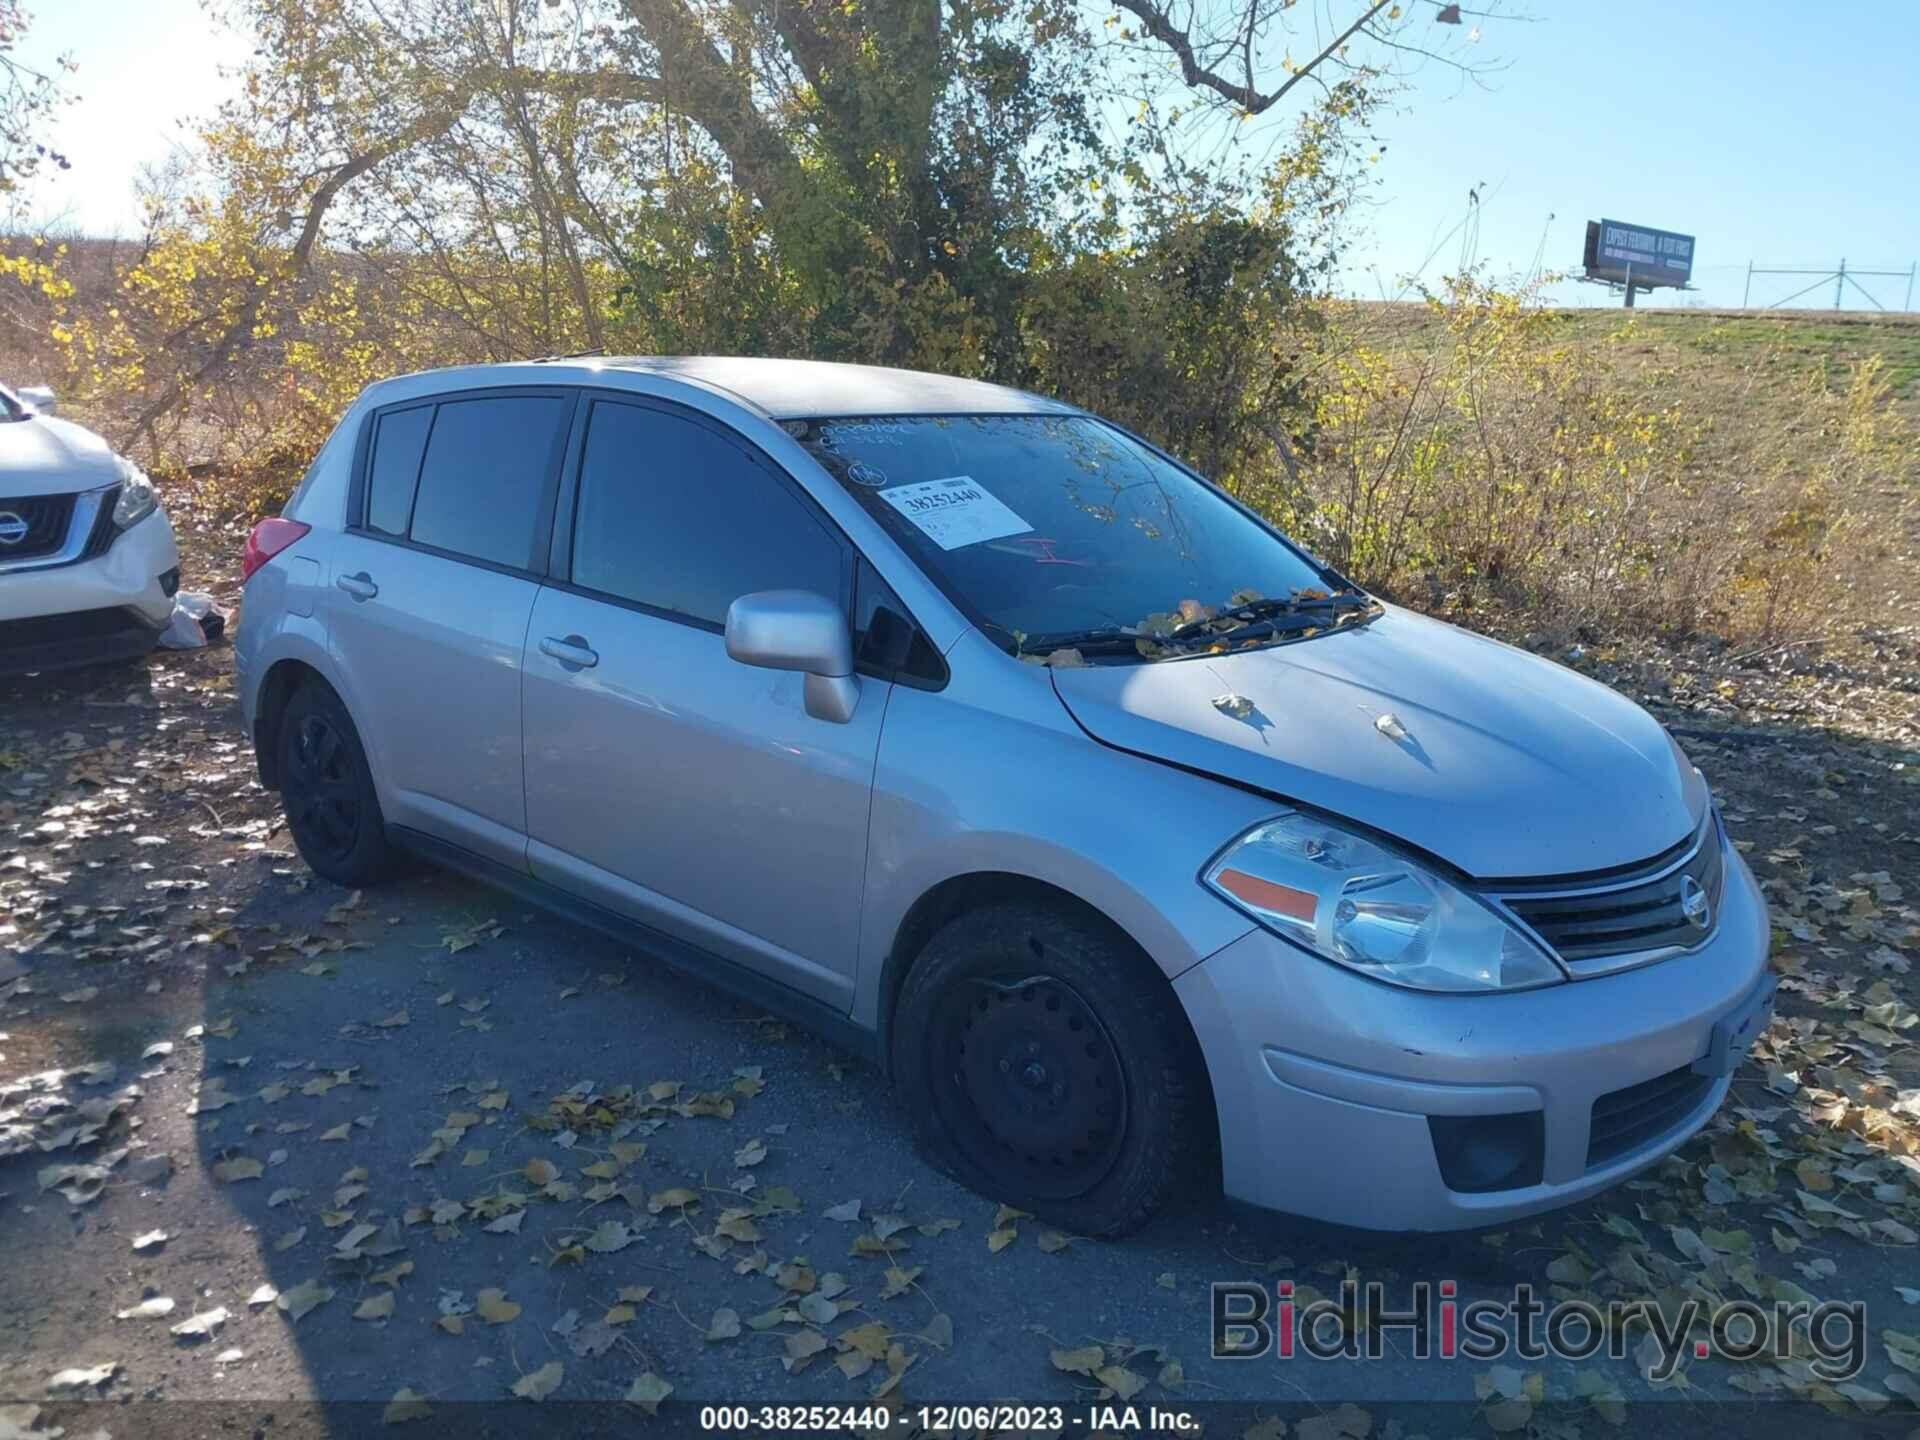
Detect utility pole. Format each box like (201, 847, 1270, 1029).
(1835, 258, 1846, 311)
(1743, 260, 1753, 309)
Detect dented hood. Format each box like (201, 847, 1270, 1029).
(1049, 605, 1705, 879)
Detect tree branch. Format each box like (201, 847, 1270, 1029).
(1113, 0, 1393, 114)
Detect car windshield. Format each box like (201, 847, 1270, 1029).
(798, 413, 1353, 658)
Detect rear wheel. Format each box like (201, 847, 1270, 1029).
(278, 680, 399, 887)
(891, 900, 1207, 1237)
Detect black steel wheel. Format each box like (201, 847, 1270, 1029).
(891, 900, 1210, 1237)
(935, 974, 1128, 1200)
(277, 680, 399, 886)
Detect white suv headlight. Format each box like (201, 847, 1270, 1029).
(112, 456, 158, 530)
(1203, 812, 1565, 992)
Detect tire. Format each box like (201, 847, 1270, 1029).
(890, 900, 1207, 1238)
(277, 679, 400, 887)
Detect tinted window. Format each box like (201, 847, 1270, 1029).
(365, 405, 432, 536)
(408, 395, 570, 568)
(572, 402, 843, 625)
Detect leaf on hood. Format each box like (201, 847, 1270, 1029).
(511, 1361, 563, 1401)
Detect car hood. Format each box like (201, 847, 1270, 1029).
(1049, 605, 1705, 879)
(0, 415, 119, 498)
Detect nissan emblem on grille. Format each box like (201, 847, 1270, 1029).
(1681, 874, 1712, 931)
(0, 511, 27, 545)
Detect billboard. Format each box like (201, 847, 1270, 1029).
(1582, 219, 1694, 289)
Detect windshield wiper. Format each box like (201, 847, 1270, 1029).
(1167, 590, 1375, 644)
(1009, 627, 1144, 659)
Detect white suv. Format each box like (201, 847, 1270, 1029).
(0, 384, 180, 674)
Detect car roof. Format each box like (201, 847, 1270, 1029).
(369, 356, 1077, 421)
(594, 356, 1074, 419)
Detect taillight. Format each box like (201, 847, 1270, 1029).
(242, 517, 311, 583)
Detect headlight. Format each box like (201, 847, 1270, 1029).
(1202, 812, 1564, 992)
(112, 456, 158, 529)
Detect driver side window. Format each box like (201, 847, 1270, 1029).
(569, 401, 846, 627)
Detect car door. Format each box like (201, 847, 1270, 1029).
(521, 395, 884, 1011)
(325, 388, 572, 871)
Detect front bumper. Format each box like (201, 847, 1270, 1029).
(0, 507, 178, 672)
(1175, 837, 1772, 1230)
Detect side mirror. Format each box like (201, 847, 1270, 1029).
(725, 589, 860, 723)
(17, 384, 55, 415)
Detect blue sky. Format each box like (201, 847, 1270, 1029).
(17, 0, 1919, 311)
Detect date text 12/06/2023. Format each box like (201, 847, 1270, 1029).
(696, 1403, 1202, 1432)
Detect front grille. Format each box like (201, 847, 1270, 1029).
(1502, 816, 1725, 966)
(1586, 1062, 1715, 1168)
(0, 491, 77, 558)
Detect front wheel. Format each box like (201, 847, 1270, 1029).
(890, 901, 1209, 1237)
(278, 680, 399, 887)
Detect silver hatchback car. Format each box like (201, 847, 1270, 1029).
(234, 357, 1774, 1236)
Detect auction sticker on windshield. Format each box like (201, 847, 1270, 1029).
(878, 476, 1033, 550)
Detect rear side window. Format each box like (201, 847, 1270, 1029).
(365, 405, 432, 536)
(571, 401, 843, 626)
(405, 395, 570, 569)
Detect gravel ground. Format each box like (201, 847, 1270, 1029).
(2, 608, 1918, 1439)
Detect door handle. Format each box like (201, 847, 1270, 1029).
(539, 634, 599, 670)
(335, 571, 378, 602)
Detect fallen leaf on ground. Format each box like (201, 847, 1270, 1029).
(276, 1279, 335, 1321)
(131, 1229, 169, 1252)
(383, 1388, 432, 1424)
(46, 1363, 118, 1393)
(170, 1307, 229, 1340)
(115, 1297, 176, 1320)
(355, 1293, 395, 1321)
(476, 1288, 520, 1324)
(512, 1361, 563, 1401)
(625, 1371, 673, 1414)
